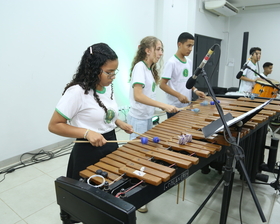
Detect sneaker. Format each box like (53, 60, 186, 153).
(137, 205, 148, 213)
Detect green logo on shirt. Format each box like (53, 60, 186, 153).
(152, 82, 156, 92)
(183, 69, 188, 77)
(104, 109, 115, 124)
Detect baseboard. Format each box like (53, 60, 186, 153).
(0, 138, 74, 170)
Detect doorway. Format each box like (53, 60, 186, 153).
(193, 34, 222, 97)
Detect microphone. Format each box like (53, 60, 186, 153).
(236, 59, 251, 79)
(186, 45, 217, 89)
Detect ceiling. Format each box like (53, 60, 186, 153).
(227, 0, 280, 8)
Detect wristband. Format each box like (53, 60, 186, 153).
(193, 88, 198, 93)
(84, 129, 90, 139)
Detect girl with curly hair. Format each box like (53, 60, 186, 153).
(48, 43, 133, 180)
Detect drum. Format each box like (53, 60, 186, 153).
(252, 79, 280, 98)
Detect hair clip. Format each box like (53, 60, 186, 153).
(89, 46, 93, 54)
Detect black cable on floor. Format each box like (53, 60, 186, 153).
(0, 143, 73, 183)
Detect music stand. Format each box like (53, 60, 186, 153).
(187, 69, 269, 224)
(202, 99, 273, 138)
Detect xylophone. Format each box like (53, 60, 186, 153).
(55, 96, 280, 224)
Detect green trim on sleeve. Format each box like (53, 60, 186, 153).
(161, 77, 171, 80)
(55, 108, 70, 120)
(132, 82, 145, 88)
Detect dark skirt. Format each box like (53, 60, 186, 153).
(66, 129, 118, 180)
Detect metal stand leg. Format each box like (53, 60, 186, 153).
(270, 162, 280, 193)
(220, 171, 235, 223)
(273, 126, 280, 137)
(187, 177, 224, 224)
(268, 125, 273, 137)
(60, 209, 73, 224)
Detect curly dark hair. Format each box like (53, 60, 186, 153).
(63, 43, 118, 113)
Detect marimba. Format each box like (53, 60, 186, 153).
(55, 97, 280, 224)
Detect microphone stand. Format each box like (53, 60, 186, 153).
(187, 68, 266, 224)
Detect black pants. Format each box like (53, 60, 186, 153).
(66, 129, 118, 180)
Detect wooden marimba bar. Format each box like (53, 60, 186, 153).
(80, 139, 221, 187)
(55, 97, 280, 224)
(80, 97, 280, 188)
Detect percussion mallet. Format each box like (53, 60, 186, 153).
(178, 106, 200, 113)
(133, 131, 150, 138)
(133, 131, 160, 143)
(74, 137, 150, 144)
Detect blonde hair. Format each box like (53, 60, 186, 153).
(130, 36, 163, 84)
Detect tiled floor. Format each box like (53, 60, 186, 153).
(1, 117, 280, 224)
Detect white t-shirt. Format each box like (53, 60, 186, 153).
(239, 61, 259, 93)
(162, 55, 193, 108)
(128, 61, 156, 119)
(56, 85, 118, 134)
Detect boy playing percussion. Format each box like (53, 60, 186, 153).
(238, 47, 262, 93)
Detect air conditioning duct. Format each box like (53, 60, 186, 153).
(204, 0, 239, 16)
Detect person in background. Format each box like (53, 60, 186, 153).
(261, 62, 280, 125)
(160, 32, 206, 118)
(238, 47, 262, 93)
(127, 36, 178, 140)
(127, 36, 178, 213)
(261, 62, 273, 77)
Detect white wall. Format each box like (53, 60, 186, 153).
(192, 0, 230, 87)
(154, 0, 229, 101)
(0, 0, 156, 165)
(154, 0, 190, 103)
(1, 0, 280, 166)
(225, 6, 280, 88)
